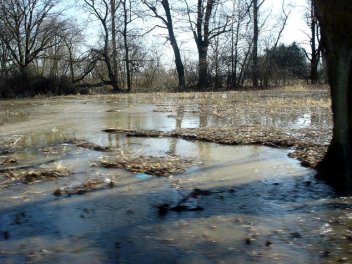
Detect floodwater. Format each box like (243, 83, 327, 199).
(0, 94, 350, 264)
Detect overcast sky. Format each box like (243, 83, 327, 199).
(269, 0, 309, 46)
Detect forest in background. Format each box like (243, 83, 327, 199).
(0, 0, 324, 97)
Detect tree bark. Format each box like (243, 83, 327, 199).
(161, 0, 185, 88)
(315, 0, 352, 189)
(122, 0, 132, 92)
(198, 45, 209, 88)
(310, 0, 319, 84)
(110, 0, 119, 92)
(252, 0, 259, 88)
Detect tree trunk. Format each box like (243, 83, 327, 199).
(122, 0, 131, 92)
(252, 0, 259, 88)
(198, 46, 209, 88)
(110, 0, 119, 92)
(315, 0, 352, 189)
(161, 0, 185, 88)
(310, 1, 319, 84)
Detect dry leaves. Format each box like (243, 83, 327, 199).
(96, 154, 197, 176)
(103, 126, 330, 168)
(2, 168, 70, 184)
(53, 179, 113, 196)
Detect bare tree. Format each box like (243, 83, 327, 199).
(143, 0, 185, 88)
(303, 0, 322, 84)
(251, 0, 267, 87)
(227, 0, 251, 88)
(184, 0, 230, 88)
(120, 0, 137, 92)
(84, 0, 120, 92)
(261, 0, 292, 87)
(0, 0, 65, 74)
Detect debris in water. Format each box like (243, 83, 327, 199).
(2, 231, 10, 240)
(155, 188, 211, 215)
(63, 139, 111, 152)
(290, 232, 302, 239)
(156, 203, 170, 216)
(3, 168, 70, 184)
(103, 127, 329, 168)
(102, 128, 167, 137)
(265, 241, 272, 247)
(53, 179, 114, 197)
(96, 154, 197, 176)
(1, 157, 17, 164)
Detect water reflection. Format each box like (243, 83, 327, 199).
(0, 95, 344, 264)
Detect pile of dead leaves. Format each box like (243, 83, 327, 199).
(2, 168, 71, 184)
(102, 128, 167, 138)
(102, 126, 330, 168)
(289, 146, 328, 167)
(53, 179, 114, 196)
(96, 154, 197, 176)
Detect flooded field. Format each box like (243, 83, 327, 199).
(1, 86, 351, 263)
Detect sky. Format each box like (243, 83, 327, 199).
(65, 0, 311, 64)
(269, 0, 309, 46)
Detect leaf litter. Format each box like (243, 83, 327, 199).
(102, 126, 329, 168)
(95, 154, 199, 176)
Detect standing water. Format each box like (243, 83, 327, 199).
(0, 95, 350, 264)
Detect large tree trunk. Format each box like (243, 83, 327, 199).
(315, 0, 352, 189)
(161, 0, 185, 88)
(198, 46, 209, 88)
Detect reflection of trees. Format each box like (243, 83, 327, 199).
(197, 141, 211, 163)
(175, 105, 185, 129)
(168, 105, 185, 155)
(167, 138, 177, 156)
(199, 114, 208, 128)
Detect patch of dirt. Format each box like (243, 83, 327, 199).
(103, 126, 330, 168)
(95, 154, 198, 176)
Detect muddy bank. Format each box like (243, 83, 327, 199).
(103, 126, 329, 168)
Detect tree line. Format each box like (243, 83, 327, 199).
(0, 0, 323, 97)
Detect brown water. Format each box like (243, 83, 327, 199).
(0, 95, 350, 264)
